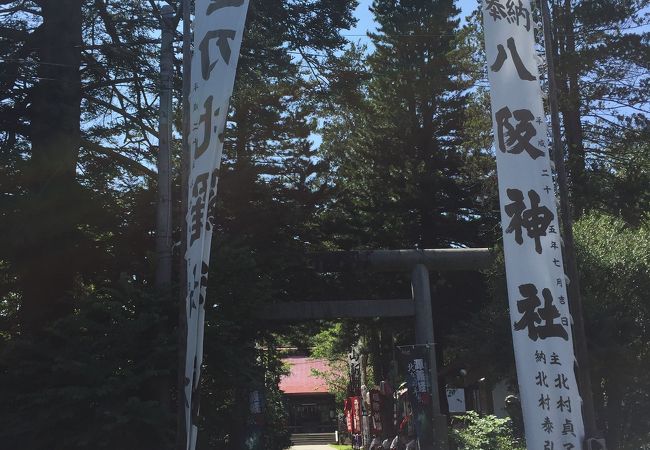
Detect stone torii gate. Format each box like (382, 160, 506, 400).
(263, 248, 494, 450)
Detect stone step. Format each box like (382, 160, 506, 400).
(290, 432, 336, 445)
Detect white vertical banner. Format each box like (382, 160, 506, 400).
(482, 1, 585, 449)
(185, 1, 250, 449)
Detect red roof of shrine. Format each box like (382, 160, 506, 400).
(279, 356, 331, 395)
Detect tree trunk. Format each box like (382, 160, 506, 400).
(19, 0, 83, 334)
(604, 374, 623, 449)
(369, 325, 383, 385)
(557, 0, 587, 216)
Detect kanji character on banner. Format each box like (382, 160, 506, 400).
(490, 37, 536, 80)
(495, 107, 545, 159)
(514, 284, 569, 341)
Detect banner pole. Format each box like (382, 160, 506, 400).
(177, 0, 192, 448)
(154, 1, 175, 418)
(156, 5, 174, 298)
(539, 0, 601, 445)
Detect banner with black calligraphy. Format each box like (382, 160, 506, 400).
(184, 1, 249, 449)
(348, 346, 363, 397)
(482, 1, 585, 449)
(398, 346, 434, 447)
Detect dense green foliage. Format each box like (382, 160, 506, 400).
(0, 0, 356, 449)
(449, 412, 524, 450)
(0, 0, 648, 448)
(310, 323, 353, 403)
(574, 213, 650, 449)
(0, 283, 176, 449)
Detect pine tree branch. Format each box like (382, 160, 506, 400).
(83, 77, 139, 92)
(84, 95, 157, 136)
(81, 138, 156, 178)
(94, 0, 123, 46)
(0, 22, 43, 99)
(80, 51, 157, 141)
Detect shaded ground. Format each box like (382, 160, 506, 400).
(289, 446, 336, 450)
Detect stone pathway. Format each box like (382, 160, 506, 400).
(289, 445, 333, 450)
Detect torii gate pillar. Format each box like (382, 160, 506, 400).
(412, 263, 449, 450)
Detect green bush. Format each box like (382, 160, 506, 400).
(449, 411, 524, 450)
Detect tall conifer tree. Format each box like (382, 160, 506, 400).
(546, 0, 649, 215)
(322, 0, 495, 250)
